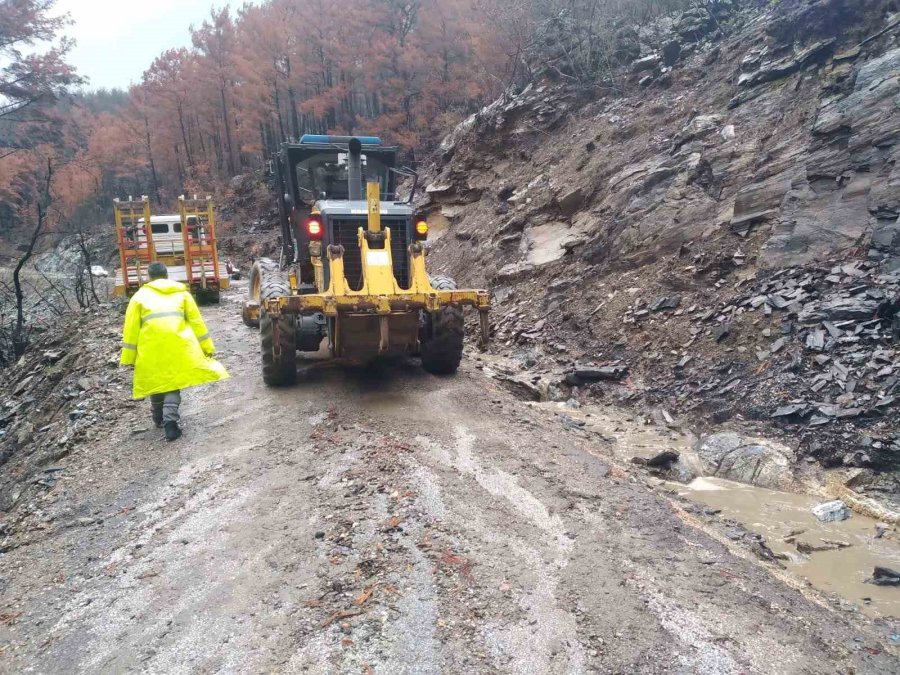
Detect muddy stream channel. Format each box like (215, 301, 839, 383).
(536, 402, 900, 619)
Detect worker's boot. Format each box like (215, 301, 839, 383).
(152, 408, 163, 429)
(164, 421, 182, 442)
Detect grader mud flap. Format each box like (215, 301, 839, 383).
(243, 301, 260, 324)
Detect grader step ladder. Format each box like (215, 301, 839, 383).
(113, 196, 155, 296)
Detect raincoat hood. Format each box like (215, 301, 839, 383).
(119, 284, 228, 399)
(145, 279, 187, 294)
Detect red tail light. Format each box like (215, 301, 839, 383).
(306, 218, 323, 239)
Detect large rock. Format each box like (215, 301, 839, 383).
(739, 39, 835, 88)
(869, 566, 900, 586)
(696, 432, 792, 490)
(812, 500, 851, 523)
(674, 6, 716, 41)
(763, 48, 900, 263)
(555, 187, 584, 217)
(662, 39, 682, 67)
(678, 115, 722, 145)
(565, 366, 629, 385)
(522, 222, 586, 266)
(811, 48, 900, 144)
(730, 175, 791, 234)
(797, 295, 881, 323)
(872, 218, 900, 252)
(631, 54, 660, 74)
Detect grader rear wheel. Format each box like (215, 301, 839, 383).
(421, 275, 464, 375)
(260, 270, 297, 386)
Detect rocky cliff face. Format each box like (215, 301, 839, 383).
(424, 0, 899, 278)
(422, 0, 900, 496)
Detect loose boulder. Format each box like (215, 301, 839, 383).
(812, 500, 851, 523)
(646, 450, 680, 468)
(556, 187, 584, 217)
(631, 54, 660, 74)
(696, 432, 792, 489)
(868, 566, 900, 586)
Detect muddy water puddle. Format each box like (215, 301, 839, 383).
(536, 402, 900, 618)
(676, 477, 900, 617)
(541, 404, 704, 471)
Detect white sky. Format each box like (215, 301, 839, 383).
(55, 0, 231, 90)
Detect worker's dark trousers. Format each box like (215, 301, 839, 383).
(150, 391, 181, 424)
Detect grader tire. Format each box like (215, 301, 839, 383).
(260, 270, 297, 386)
(244, 257, 280, 328)
(421, 275, 464, 375)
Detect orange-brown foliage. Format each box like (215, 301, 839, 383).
(2, 0, 516, 241)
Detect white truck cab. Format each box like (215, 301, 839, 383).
(140, 215, 184, 257)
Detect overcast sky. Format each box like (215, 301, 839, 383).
(56, 0, 231, 91)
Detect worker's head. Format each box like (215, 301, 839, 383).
(148, 262, 168, 280)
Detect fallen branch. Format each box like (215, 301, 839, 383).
(320, 609, 365, 628)
(353, 586, 375, 607)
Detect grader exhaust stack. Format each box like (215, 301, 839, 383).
(242, 134, 490, 385)
(347, 137, 363, 201)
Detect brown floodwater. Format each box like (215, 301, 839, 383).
(677, 476, 900, 619)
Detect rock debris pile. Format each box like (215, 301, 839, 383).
(0, 307, 133, 550)
(658, 259, 900, 471)
(421, 0, 900, 507)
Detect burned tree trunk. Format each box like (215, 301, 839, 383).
(12, 159, 53, 357)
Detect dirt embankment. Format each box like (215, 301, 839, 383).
(418, 0, 900, 502)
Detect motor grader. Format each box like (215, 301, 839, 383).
(242, 135, 490, 385)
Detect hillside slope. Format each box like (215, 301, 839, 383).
(422, 0, 900, 495)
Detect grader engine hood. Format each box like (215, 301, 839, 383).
(314, 200, 415, 290)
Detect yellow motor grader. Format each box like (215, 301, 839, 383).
(243, 135, 489, 385)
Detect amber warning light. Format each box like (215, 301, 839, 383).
(414, 220, 429, 240)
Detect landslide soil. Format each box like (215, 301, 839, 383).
(1, 285, 898, 674)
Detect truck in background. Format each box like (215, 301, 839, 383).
(112, 195, 229, 304)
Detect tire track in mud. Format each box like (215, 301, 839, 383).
(42, 435, 312, 673)
(282, 415, 447, 674)
(417, 426, 587, 675)
(29, 358, 328, 675)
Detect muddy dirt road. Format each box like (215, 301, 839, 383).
(2, 290, 898, 673)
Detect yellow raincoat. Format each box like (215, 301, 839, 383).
(119, 279, 229, 399)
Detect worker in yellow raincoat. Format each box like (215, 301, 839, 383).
(120, 262, 229, 441)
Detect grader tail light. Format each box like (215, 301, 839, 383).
(306, 218, 323, 239)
